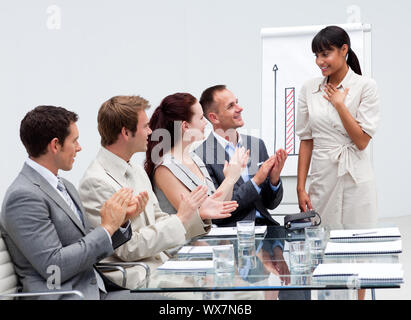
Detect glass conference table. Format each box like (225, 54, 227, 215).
(132, 224, 402, 300)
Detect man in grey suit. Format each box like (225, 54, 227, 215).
(0, 105, 149, 300)
(195, 85, 288, 227)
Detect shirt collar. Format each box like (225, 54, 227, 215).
(213, 131, 243, 150)
(25, 158, 59, 189)
(97, 147, 130, 177)
(338, 67, 354, 90)
(312, 67, 355, 94)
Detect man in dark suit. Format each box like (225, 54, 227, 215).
(195, 85, 287, 227)
(0, 106, 152, 300)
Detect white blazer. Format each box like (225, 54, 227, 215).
(78, 147, 210, 289)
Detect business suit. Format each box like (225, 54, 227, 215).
(0, 163, 131, 300)
(78, 147, 210, 289)
(195, 133, 283, 227)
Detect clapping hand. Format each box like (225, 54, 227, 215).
(252, 156, 276, 186)
(124, 191, 149, 223)
(199, 190, 238, 220)
(177, 186, 208, 225)
(223, 147, 250, 184)
(269, 149, 287, 186)
(100, 188, 133, 236)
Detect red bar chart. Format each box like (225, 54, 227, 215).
(285, 87, 296, 155)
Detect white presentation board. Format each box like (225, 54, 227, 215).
(260, 23, 371, 176)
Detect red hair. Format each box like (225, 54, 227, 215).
(144, 93, 196, 181)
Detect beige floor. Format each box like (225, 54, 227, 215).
(364, 215, 411, 300)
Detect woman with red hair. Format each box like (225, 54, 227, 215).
(145, 93, 249, 220)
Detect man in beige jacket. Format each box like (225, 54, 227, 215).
(79, 95, 236, 290)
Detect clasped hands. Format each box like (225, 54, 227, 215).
(100, 188, 149, 236)
(252, 149, 287, 187)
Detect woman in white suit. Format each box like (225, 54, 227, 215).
(296, 27, 380, 300)
(296, 25, 380, 228)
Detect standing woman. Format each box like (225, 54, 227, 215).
(296, 26, 380, 228)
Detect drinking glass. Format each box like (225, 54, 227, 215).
(289, 241, 310, 273)
(305, 226, 327, 269)
(236, 220, 255, 245)
(212, 245, 235, 275)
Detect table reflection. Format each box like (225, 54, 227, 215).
(133, 225, 400, 300)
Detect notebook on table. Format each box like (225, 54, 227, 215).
(204, 226, 267, 237)
(313, 263, 404, 285)
(177, 245, 216, 256)
(324, 240, 402, 256)
(329, 227, 401, 242)
(157, 260, 214, 272)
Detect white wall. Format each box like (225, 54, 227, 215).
(1, 0, 410, 219)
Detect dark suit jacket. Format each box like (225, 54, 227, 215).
(0, 164, 131, 299)
(195, 133, 283, 227)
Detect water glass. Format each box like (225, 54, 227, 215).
(289, 241, 310, 273)
(237, 242, 256, 269)
(236, 220, 255, 244)
(305, 226, 327, 268)
(212, 245, 235, 275)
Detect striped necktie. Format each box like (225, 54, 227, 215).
(57, 177, 84, 226)
(57, 177, 106, 293)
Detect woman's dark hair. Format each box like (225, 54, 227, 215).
(144, 93, 196, 181)
(20, 105, 78, 158)
(312, 25, 362, 75)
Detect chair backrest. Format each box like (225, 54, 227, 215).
(0, 231, 18, 299)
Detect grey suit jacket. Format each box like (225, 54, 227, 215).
(0, 163, 131, 300)
(195, 133, 283, 227)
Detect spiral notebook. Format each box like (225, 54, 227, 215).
(324, 239, 402, 256)
(177, 245, 216, 256)
(329, 227, 401, 242)
(204, 226, 267, 237)
(313, 263, 404, 285)
(157, 260, 214, 272)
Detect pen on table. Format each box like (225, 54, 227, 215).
(352, 231, 378, 237)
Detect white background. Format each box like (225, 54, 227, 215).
(0, 0, 410, 219)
